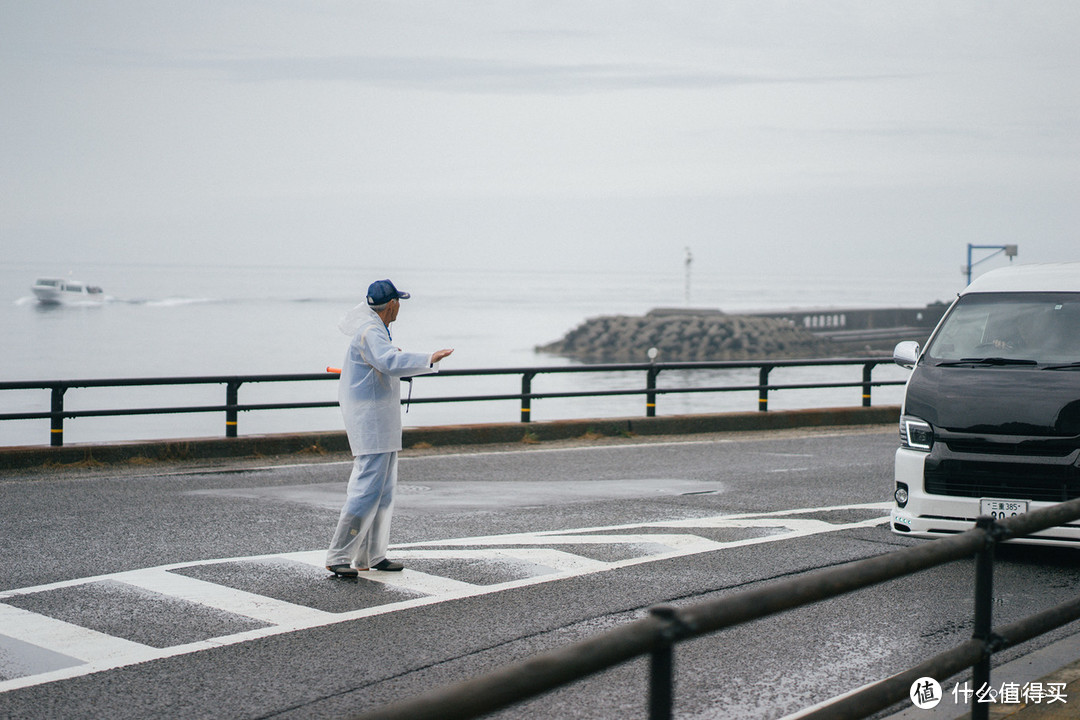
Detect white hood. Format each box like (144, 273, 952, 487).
(338, 302, 381, 336)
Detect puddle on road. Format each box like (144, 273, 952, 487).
(0, 635, 83, 682)
(186, 477, 726, 512)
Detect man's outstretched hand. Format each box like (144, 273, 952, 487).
(431, 348, 455, 363)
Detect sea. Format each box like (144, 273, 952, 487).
(0, 260, 968, 448)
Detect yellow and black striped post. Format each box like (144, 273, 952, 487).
(226, 380, 241, 437)
(758, 367, 770, 412)
(50, 385, 66, 447)
(520, 372, 535, 423)
(646, 366, 659, 417)
(862, 363, 874, 408)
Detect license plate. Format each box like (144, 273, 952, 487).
(980, 499, 1028, 519)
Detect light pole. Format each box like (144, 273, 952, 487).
(684, 247, 692, 305)
(964, 244, 1018, 285)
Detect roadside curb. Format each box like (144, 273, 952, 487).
(0, 405, 900, 470)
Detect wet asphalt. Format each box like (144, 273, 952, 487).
(2, 426, 1080, 719)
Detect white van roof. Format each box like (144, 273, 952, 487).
(963, 262, 1080, 295)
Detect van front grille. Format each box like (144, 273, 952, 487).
(944, 438, 1078, 457)
(924, 459, 1080, 502)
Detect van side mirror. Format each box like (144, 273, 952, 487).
(893, 341, 921, 368)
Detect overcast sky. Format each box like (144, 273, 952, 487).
(2, 1, 1077, 278)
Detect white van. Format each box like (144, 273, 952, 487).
(891, 262, 1080, 546)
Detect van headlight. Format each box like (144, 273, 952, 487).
(900, 416, 934, 451)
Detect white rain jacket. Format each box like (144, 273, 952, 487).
(337, 303, 437, 455)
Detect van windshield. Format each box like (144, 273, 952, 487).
(925, 292, 1080, 366)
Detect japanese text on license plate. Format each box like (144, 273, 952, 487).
(980, 499, 1028, 519)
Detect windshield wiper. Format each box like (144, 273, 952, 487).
(936, 357, 1038, 367)
(1043, 361, 1080, 370)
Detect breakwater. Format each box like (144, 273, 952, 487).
(537, 304, 948, 362)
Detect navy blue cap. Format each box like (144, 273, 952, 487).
(366, 279, 411, 306)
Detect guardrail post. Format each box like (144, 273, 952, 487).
(646, 366, 659, 417)
(971, 516, 998, 720)
(758, 366, 770, 412)
(862, 363, 874, 407)
(649, 606, 676, 720)
(50, 385, 66, 447)
(520, 372, 535, 423)
(226, 381, 241, 438)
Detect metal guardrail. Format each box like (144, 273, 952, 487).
(352, 499, 1080, 720)
(0, 357, 900, 447)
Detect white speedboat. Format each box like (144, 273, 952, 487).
(31, 277, 105, 304)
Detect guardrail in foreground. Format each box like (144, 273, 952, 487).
(0, 357, 900, 447)
(353, 499, 1080, 720)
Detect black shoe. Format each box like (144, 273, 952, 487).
(371, 559, 404, 572)
(327, 564, 359, 577)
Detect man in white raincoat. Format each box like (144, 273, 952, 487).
(326, 279, 453, 577)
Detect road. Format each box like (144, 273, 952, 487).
(2, 426, 1080, 719)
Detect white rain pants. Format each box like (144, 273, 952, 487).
(325, 452, 398, 569)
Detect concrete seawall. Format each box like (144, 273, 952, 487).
(0, 405, 900, 470)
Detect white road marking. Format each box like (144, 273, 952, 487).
(0, 604, 156, 665)
(0, 502, 890, 693)
(112, 568, 337, 627)
(361, 567, 497, 596)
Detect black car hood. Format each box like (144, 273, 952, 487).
(905, 364, 1080, 436)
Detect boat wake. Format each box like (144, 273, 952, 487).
(115, 297, 221, 307)
(16, 294, 350, 308)
(15, 295, 106, 308)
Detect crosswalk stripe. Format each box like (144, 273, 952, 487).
(0, 603, 154, 664)
(111, 568, 337, 627)
(0, 502, 890, 694)
(345, 567, 484, 595)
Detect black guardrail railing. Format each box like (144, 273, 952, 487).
(0, 357, 900, 447)
(353, 498, 1080, 720)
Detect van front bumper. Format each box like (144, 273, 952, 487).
(891, 448, 1080, 546)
